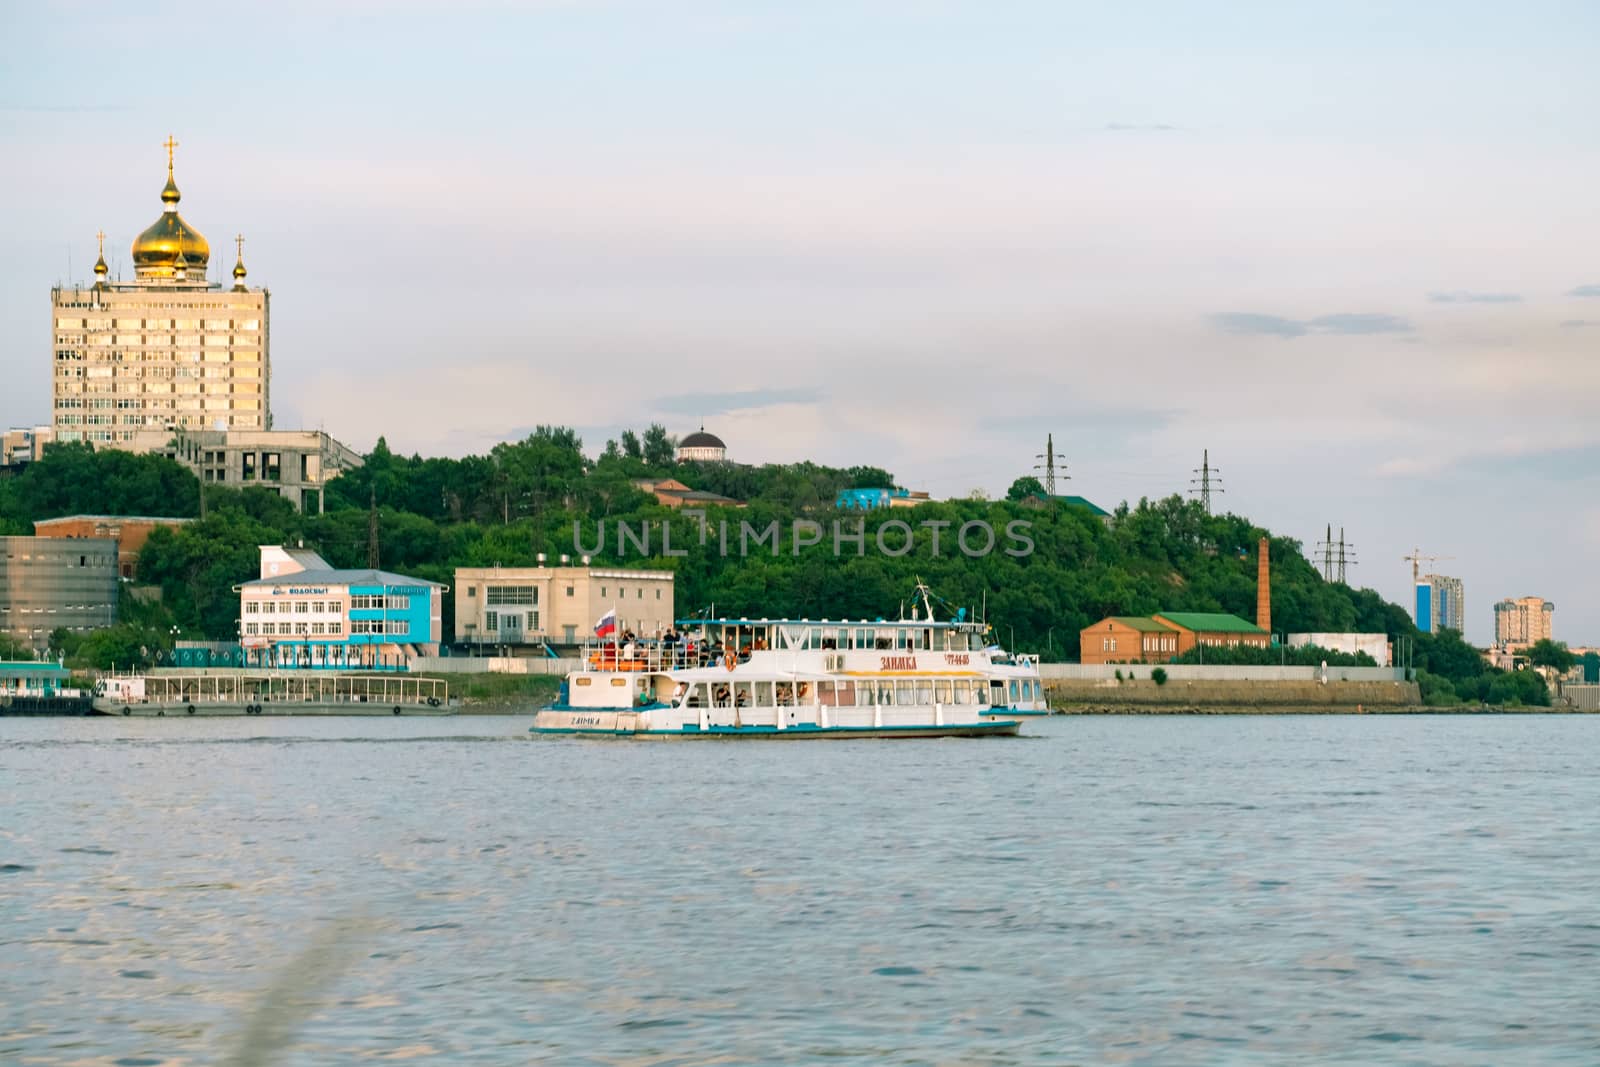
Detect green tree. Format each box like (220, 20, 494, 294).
(1006, 476, 1045, 502)
(1525, 639, 1576, 676)
(641, 423, 676, 468)
(1485, 669, 1549, 707)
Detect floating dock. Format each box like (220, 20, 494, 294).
(94, 671, 451, 716)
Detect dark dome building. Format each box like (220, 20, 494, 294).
(676, 426, 727, 463)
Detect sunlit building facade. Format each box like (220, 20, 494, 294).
(51, 138, 269, 445)
(1493, 596, 1553, 651)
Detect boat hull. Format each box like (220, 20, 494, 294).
(532, 707, 1020, 739)
(92, 699, 454, 717)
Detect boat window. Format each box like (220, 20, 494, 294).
(1009, 680, 1020, 704)
(914, 679, 932, 705)
(950, 682, 969, 705)
(732, 681, 753, 707)
(775, 682, 795, 707)
(974, 682, 990, 706)
(876, 681, 895, 706)
(934, 680, 951, 703)
(856, 629, 873, 649)
(818, 682, 836, 706)
(854, 682, 871, 706)
(754, 681, 774, 707)
(712, 681, 733, 708)
(895, 681, 915, 706)
(685, 683, 704, 707)
(834, 680, 856, 707)
(808, 627, 824, 649)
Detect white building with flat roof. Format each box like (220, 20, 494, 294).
(454, 564, 676, 649)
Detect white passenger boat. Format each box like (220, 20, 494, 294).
(532, 585, 1046, 739)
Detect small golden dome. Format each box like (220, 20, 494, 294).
(161, 170, 181, 205)
(232, 257, 247, 280)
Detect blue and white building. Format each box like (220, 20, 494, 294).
(237, 546, 445, 669)
(1415, 573, 1465, 634)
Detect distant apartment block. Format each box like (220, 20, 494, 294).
(33, 515, 190, 580)
(1494, 596, 1553, 650)
(1415, 574, 1465, 634)
(129, 428, 361, 514)
(1, 426, 54, 467)
(0, 536, 118, 647)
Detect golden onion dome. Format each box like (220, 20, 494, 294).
(233, 257, 247, 280)
(132, 164, 210, 275)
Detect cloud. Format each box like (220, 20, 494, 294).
(1211, 312, 1306, 337)
(654, 387, 824, 417)
(1568, 284, 1600, 298)
(1561, 319, 1597, 329)
(1428, 291, 1521, 304)
(1103, 123, 1181, 132)
(1305, 313, 1412, 335)
(1211, 312, 1411, 338)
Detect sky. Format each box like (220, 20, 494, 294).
(3, 1, 1597, 645)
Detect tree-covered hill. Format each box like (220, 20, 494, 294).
(0, 430, 1554, 703)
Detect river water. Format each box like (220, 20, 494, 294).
(3, 714, 1598, 1065)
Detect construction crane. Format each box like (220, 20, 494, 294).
(1403, 547, 1454, 586)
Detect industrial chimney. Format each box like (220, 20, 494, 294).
(1257, 536, 1272, 635)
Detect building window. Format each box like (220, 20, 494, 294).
(485, 611, 498, 632)
(329, 621, 342, 635)
(295, 601, 309, 614)
(245, 602, 259, 614)
(527, 611, 539, 630)
(486, 586, 534, 606)
(245, 622, 259, 636)
(565, 586, 574, 597)
(294, 622, 309, 635)
(467, 586, 477, 598)
(312, 622, 326, 635)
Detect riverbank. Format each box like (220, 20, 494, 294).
(1053, 703, 1586, 714)
(415, 672, 560, 712)
(1046, 677, 1420, 709)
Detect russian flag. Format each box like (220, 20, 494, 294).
(593, 608, 617, 638)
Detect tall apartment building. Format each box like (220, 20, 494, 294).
(51, 137, 269, 445)
(1494, 596, 1553, 650)
(1415, 574, 1465, 634)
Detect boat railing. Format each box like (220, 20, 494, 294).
(580, 637, 751, 673)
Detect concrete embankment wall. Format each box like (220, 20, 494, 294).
(1047, 678, 1420, 708)
(1039, 664, 1406, 683)
(409, 656, 580, 675)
